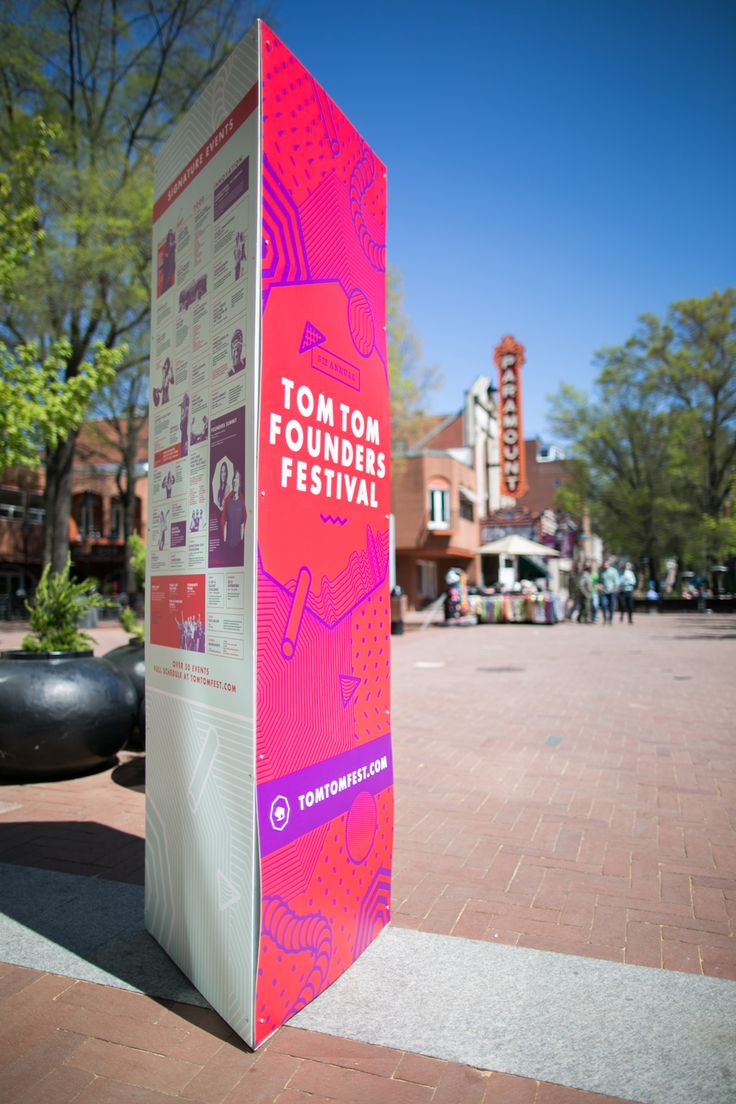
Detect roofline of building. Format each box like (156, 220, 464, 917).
(410, 409, 463, 451)
(402, 448, 473, 464)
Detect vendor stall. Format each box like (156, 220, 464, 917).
(475, 535, 563, 623)
(471, 590, 562, 624)
(478, 535, 560, 587)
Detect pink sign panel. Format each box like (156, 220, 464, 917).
(150, 574, 206, 652)
(254, 26, 392, 1045)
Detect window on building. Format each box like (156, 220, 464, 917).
(0, 489, 44, 524)
(417, 560, 437, 600)
(79, 503, 95, 539)
(78, 493, 101, 539)
(459, 489, 474, 522)
(428, 485, 451, 530)
(0, 488, 23, 519)
(110, 502, 124, 541)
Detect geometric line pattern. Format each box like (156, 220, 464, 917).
(353, 864, 391, 957)
(262, 153, 310, 305)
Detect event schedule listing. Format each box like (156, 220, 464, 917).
(150, 88, 256, 666)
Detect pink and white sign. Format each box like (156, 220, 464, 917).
(146, 21, 391, 1050)
(253, 30, 391, 1042)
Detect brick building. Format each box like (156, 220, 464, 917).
(392, 377, 499, 609)
(392, 382, 580, 610)
(0, 423, 148, 617)
(477, 440, 577, 596)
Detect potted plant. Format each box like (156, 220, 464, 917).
(0, 556, 137, 779)
(105, 605, 146, 749)
(104, 535, 146, 747)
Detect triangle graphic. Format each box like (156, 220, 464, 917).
(339, 674, 361, 707)
(217, 870, 241, 912)
(299, 320, 327, 353)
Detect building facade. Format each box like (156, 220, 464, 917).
(392, 381, 582, 610)
(478, 438, 577, 595)
(392, 377, 498, 609)
(0, 423, 148, 617)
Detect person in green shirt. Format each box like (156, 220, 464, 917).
(591, 567, 601, 622)
(599, 559, 620, 624)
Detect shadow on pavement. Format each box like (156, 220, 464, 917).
(111, 755, 146, 792)
(649, 613, 736, 641)
(0, 818, 143, 881)
(0, 820, 219, 1020)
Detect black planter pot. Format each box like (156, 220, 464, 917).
(104, 638, 145, 749)
(0, 650, 137, 780)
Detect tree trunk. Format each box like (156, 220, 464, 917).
(644, 543, 660, 588)
(43, 432, 79, 573)
(123, 473, 138, 597)
(114, 435, 141, 600)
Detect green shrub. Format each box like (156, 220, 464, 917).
(22, 556, 114, 653)
(127, 533, 146, 591)
(119, 604, 144, 641)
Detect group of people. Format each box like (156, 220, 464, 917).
(176, 614, 205, 652)
(215, 461, 247, 554)
(570, 558, 638, 624)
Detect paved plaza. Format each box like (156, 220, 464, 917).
(1, 611, 735, 1103)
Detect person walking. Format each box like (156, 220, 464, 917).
(591, 564, 601, 622)
(599, 558, 620, 624)
(578, 563, 594, 623)
(566, 570, 581, 621)
(618, 562, 637, 623)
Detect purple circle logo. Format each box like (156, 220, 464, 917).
(270, 795, 290, 832)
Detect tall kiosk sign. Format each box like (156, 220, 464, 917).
(493, 335, 528, 499)
(146, 21, 392, 1048)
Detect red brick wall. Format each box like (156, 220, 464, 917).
(513, 440, 571, 514)
(421, 413, 464, 450)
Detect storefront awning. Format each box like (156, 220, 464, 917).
(519, 554, 551, 579)
(476, 535, 560, 557)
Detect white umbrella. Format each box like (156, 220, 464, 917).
(476, 535, 560, 557)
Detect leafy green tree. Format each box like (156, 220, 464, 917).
(387, 268, 441, 453)
(0, 115, 120, 476)
(549, 381, 684, 580)
(0, 0, 263, 570)
(0, 338, 122, 475)
(701, 512, 736, 566)
(0, 117, 52, 302)
(645, 289, 736, 564)
(548, 289, 736, 579)
(81, 361, 149, 594)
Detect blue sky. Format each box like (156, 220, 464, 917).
(269, 0, 735, 439)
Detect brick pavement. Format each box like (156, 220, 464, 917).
(390, 614, 736, 981)
(1, 613, 735, 1102)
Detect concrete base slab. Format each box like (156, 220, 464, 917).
(0, 862, 207, 1006)
(291, 927, 736, 1104)
(3, 862, 736, 1104)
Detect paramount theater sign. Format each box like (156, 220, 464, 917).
(493, 334, 528, 499)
